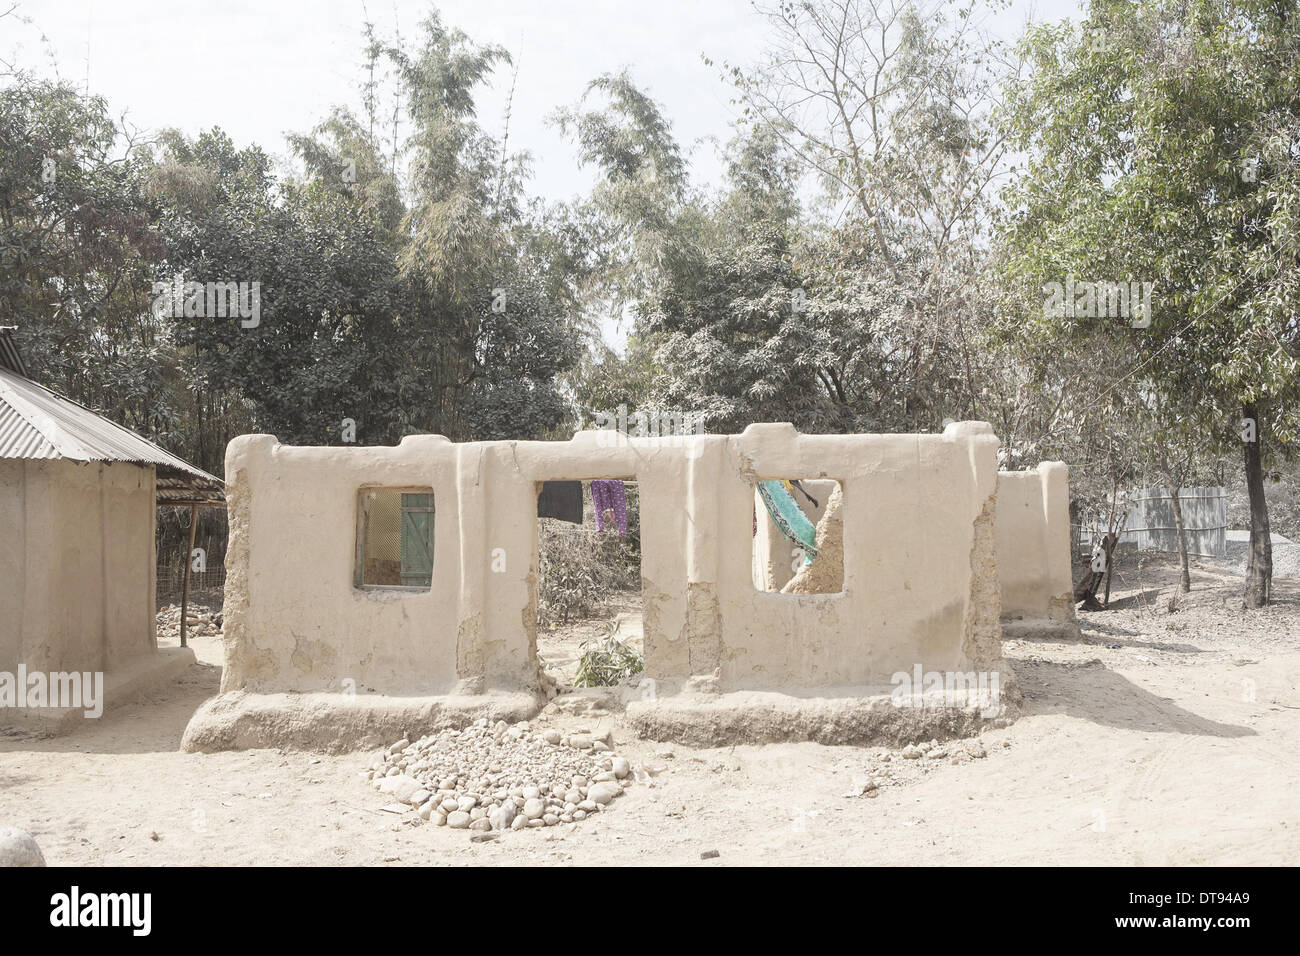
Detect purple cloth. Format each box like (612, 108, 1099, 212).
(590, 480, 627, 536)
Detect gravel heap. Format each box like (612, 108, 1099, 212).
(1221, 531, 1300, 580)
(156, 604, 222, 640)
(363, 718, 630, 832)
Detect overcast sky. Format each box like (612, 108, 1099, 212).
(7, 0, 1085, 204)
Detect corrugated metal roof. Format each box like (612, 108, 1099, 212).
(0, 328, 28, 377)
(0, 365, 223, 499)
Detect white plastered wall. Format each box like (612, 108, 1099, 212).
(995, 462, 1076, 622)
(221, 421, 1006, 698)
(0, 459, 156, 675)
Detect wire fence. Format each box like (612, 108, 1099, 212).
(156, 507, 227, 609)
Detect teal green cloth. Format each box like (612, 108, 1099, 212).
(757, 480, 817, 564)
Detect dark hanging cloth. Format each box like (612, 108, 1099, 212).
(537, 481, 583, 525)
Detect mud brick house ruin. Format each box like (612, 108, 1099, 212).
(183, 421, 1075, 750)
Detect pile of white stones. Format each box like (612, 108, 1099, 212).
(362, 718, 631, 832)
(156, 603, 222, 640)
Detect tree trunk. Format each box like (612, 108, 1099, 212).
(1074, 531, 1119, 610)
(1165, 480, 1191, 593)
(1241, 402, 1272, 607)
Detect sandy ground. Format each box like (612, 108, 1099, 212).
(1, 553, 1297, 866)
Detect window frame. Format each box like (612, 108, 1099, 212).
(751, 477, 845, 596)
(354, 485, 436, 592)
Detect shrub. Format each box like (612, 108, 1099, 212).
(573, 620, 644, 687)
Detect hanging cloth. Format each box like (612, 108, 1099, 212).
(757, 479, 817, 564)
(788, 479, 819, 509)
(537, 481, 583, 525)
(590, 480, 628, 536)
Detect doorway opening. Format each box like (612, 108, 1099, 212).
(535, 478, 644, 689)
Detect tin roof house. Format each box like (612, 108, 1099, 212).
(0, 327, 222, 733)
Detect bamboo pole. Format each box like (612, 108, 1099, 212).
(180, 503, 197, 648)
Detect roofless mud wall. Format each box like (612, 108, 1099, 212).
(185, 421, 1071, 750)
(218, 421, 1002, 693)
(995, 463, 1077, 632)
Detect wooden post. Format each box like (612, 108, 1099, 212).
(181, 503, 198, 648)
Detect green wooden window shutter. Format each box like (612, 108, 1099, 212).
(400, 493, 434, 587)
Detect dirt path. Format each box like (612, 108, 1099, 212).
(2, 556, 1296, 865)
(537, 593, 643, 687)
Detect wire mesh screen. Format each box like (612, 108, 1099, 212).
(357, 489, 434, 588)
(156, 506, 227, 609)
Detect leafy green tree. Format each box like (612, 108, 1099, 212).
(552, 70, 690, 318)
(610, 1, 1014, 436)
(0, 74, 172, 439)
(2, 8, 590, 473)
(379, 11, 581, 441)
(726, 0, 1013, 398)
(148, 128, 407, 460)
(998, 0, 1300, 606)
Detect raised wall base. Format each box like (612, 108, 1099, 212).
(180, 689, 545, 753)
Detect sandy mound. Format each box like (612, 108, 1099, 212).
(782, 484, 844, 594)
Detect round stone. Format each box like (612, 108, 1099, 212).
(0, 828, 45, 867)
(446, 811, 471, 829)
(489, 803, 517, 830)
